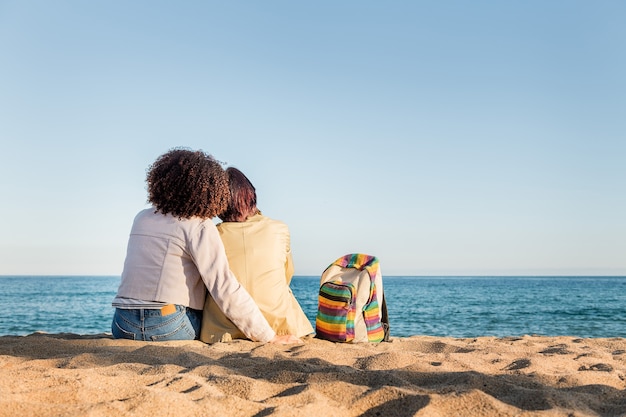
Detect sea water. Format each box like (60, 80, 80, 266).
(0, 276, 624, 338)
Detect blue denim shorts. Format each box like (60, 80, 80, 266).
(112, 305, 202, 341)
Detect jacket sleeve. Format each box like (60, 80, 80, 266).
(283, 224, 294, 285)
(285, 251, 294, 285)
(191, 221, 276, 343)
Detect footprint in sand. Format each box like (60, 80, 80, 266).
(578, 363, 613, 372)
(503, 359, 531, 371)
(539, 344, 572, 355)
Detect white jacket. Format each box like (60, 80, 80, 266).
(114, 208, 275, 343)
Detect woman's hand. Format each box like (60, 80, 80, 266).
(269, 334, 303, 345)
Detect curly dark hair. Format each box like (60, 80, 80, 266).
(146, 148, 229, 219)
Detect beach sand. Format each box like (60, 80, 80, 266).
(0, 333, 624, 416)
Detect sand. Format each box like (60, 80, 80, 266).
(0, 333, 624, 417)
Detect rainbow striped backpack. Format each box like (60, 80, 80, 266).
(315, 254, 390, 343)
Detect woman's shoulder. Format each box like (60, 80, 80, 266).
(254, 213, 289, 229)
(217, 213, 289, 233)
(222, 212, 285, 226)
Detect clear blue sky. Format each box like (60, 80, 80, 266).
(1, 1, 624, 276)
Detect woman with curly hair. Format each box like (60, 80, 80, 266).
(200, 167, 314, 343)
(112, 148, 300, 344)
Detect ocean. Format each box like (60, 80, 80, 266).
(0, 276, 624, 338)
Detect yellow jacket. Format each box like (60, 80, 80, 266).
(200, 213, 313, 343)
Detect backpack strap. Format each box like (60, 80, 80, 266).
(380, 294, 390, 342)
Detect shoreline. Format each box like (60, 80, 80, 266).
(1, 333, 625, 416)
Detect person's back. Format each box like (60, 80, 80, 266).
(200, 168, 313, 343)
(220, 213, 292, 298)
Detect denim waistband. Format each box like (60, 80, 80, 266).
(116, 305, 203, 317)
(116, 304, 184, 317)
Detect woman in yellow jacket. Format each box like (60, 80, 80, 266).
(200, 167, 314, 343)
